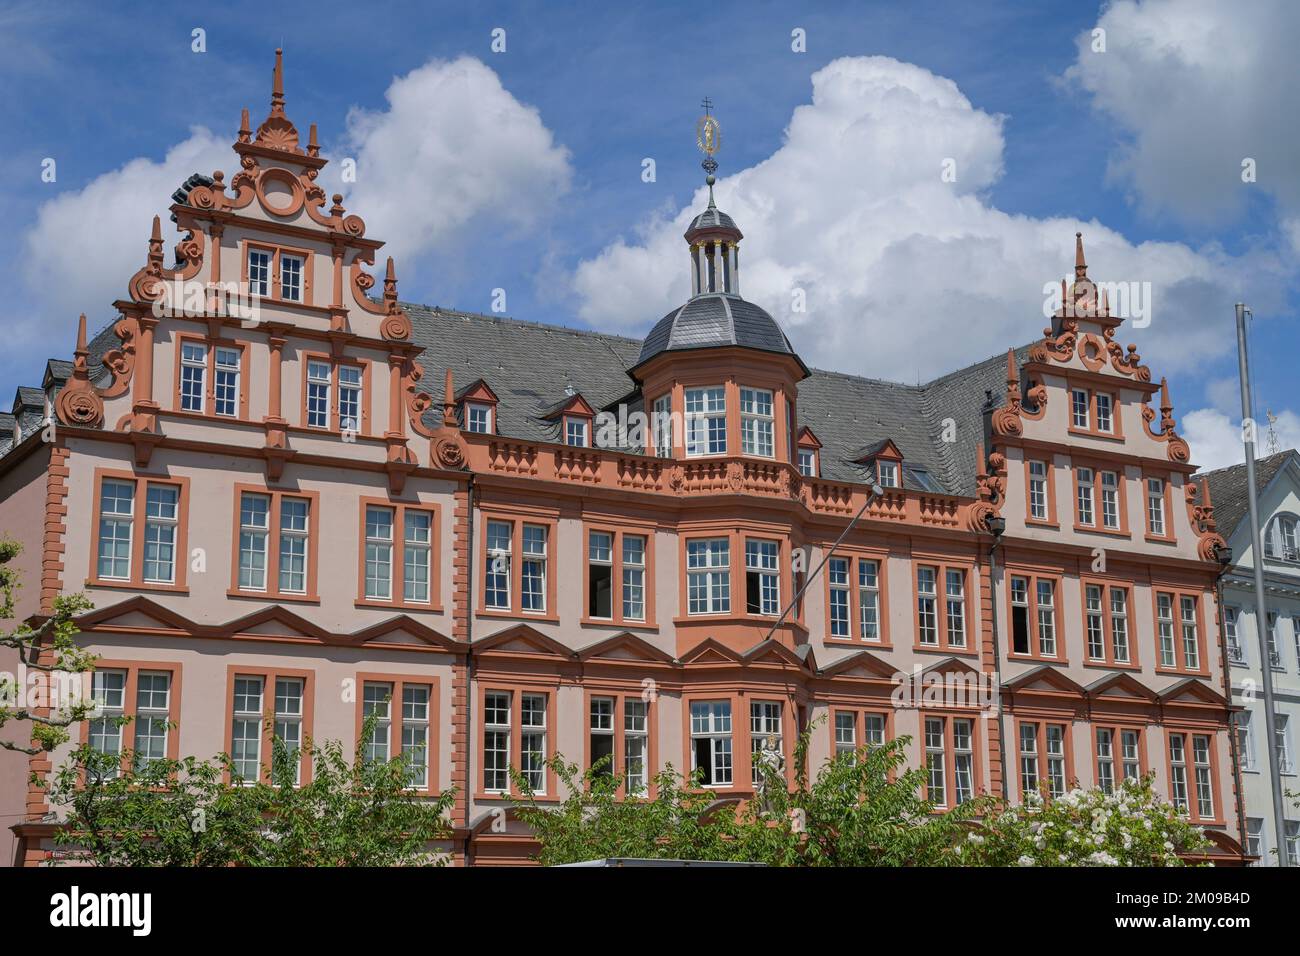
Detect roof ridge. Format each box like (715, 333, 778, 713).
(399, 301, 644, 348)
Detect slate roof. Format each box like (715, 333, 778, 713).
(636, 293, 803, 371)
(1199, 450, 1300, 541)
(401, 302, 1018, 496)
(686, 205, 739, 235)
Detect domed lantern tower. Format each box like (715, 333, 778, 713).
(631, 103, 808, 465)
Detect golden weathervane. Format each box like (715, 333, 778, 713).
(696, 96, 720, 158)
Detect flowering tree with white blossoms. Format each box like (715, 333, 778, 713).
(959, 776, 1209, 867)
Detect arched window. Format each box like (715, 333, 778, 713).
(1266, 514, 1299, 561)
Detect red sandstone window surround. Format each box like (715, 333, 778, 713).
(88, 469, 191, 593)
(479, 683, 557, 799)
(1153, 589, 1208, 675)
(912, 561, 971, 653)
(582, 523, 655, 627)
(479, 511, 558, 621)
(299, 353, 370, 435)
(356, 498, 441, 611)
(229, 485, 321, 602)
(224, 665, 314, 787)
(242, 240, 314, 306)
(1094, 725, 1145, 792)
(825, 550, 889, 646)
(83, 661, 183, 775)
(1081, 579, 1138, 668)
(1143, 473, 1176, 542)
(1025, 457, 1058, 526)
(830, 707, 892, 757)
(1166, 729, 1222, 825)
(356, 673, 440, 795)
(172, 332, 250, 419)
(585, 688, 656, 798)
(1007, 572, 1063, 661)
(921, 711, 980, 809)
(1067, 385, 1123, 439)
(1016, 719, 1073, 800)
(1070, 461, 1130, 536)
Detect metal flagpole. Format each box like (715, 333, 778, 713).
(1235, 302, 1288, 865)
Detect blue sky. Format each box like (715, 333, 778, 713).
(1, 0, 1295, 467)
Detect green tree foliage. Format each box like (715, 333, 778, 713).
(44, 716, 455, 866)
(0, 536, 95, 754)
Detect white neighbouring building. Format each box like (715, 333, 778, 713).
(1205, 449, 1300, 865)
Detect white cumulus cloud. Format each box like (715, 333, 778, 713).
(1183, 407, 1300, 471)
(571, 55, 1262, 385)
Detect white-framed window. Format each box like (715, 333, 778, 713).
(1109, 587, 1130, 663)
(1169, 733, 1189, 812)
(1028, 460, 1048, 520)
(97, 479, 134, 580)
(88, 670, 126, 778)
(652, 395, 672, 458)
(1120, 729, 1141, 781)
(690, 700, 732, 787)
(520, 693, 548, 794)
(925, 717, 947, 806)
(1100, 471, 1120, 529)
(362, 682, 391, 765)
(404, 511, 432, 604)
(1036, 579, 1056, 656)
(745, 539, 779, 616)
(231, 675, 264, 783)
(1285, 821, 1300, 867)
(1071, 388, 1089, 429)
(278, 497, 310, 594)
(1245, 817, 1263, 863)
(687, 538, 730, 614)
(1192, 734, 1214, 818)
(1096, 729, 1116, 793)
(1180, 595, 1200, 670)
(238, 492, 270, 591)
(917, 566, 938, 645)
(402, 684, 430, 789)
(520, 524, 547, 613)
(945, 569, 966, 648)
(749, 700, 783, 787)
(622, 534, 646, 621)
(306, 360, 331, 428)
(133, 671, 170, 769)
(1045, 724, 1066, 797)
(1076, 467, 1095, 526)
(484, 520, 511, 610)
(1267, 612, 1282, 669)
(624, 699, 648, 795)
(214, 346, 240, 417)
(1157, 592, 1176, 668)
(1276, 714, 1293, 774)
(274, 677, 304, 785)
(1237, 711, 1255, 772)
(828, 557, 850, 638)
(740, 387, 774, 458)
(877, 460, 899, 489)
(1266, 515, 1299, 561)
(859, 559, 881, 641)
(365, 505, 394, 600)
(338, 365, 362, 434)
(590, 696, 615, 776)
(565, 417, 589, 448)
(684, 386, 727, 457)
(1085, 584, 1105, 661)
(589, 531, 613, 619)
(280, 253, 304, 302)
(142, 484, 178, 584)
(797, 448, 817, 477)
(483, 691, 511, 793)
(1146, 478, 1166, 535)
(247, 249, 271, 298)
(466, 402, 493, 434)
(834, 712, 856, 755)
(1225, 607, 1244, 664)
(1021, 724, 1066, 799)
(1095, 392, 1113, 433)
(1019, 723, 1039, 796)
(180, 341, 206, 412)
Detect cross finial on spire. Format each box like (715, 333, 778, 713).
(700, 96, 713, 116)
(1075, 231, 1087, 279)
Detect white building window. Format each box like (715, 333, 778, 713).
(180, 342, 206, 412)
(483, 691, 510, 793)
(859, 559, 880, 641)
(828, 557, 850, 638)
(687, 538, 730, 614)
(834, 713, 856, 755)
(214, 346, 240, 417)
(365, 505, 394, 600)
(1076, 467, 1095, 526)
(306, 360, 331, 428)
(231, 676, 264, 783)
(1071, 388, 1089, 429)
(484, 520, 511, 610)
(274, 677, 304, 785)
(684, 386, 726, 457)
(945, 569, 966, 648)
(520, 694, 548, 793)
(1245, 817, 1263, 863)
(280, 253, 304, 302)
(1146, 478, 1166, 535)
(520, 525, 548, 613)
(404, 511, 432, 604)
(97, 479, 134, 580)
(1237, 711, 1255, 772)
(1276, 714, 1293, 774)
(238, 492, 270, 591)
(142, 484, 178, 584)
(652, 395, 672, 458)
(1100, 471, 1120, 529)
(338, 365, 362, 433)
(1028, 460, 1048, 520)
(876, 460, 899, 489)
(1095, 392, 1114, 433)
(745, 539, 779, 616)
(749, 701, 783, 787)
(278, 497, 310, 594)
(565, 417, 589, 448)
(917, 566, 938, 645)
(1096, 729, 1115, 793)
(402, 684, 430, 789)
(362, 682, 391, 766)
(622, 535, 646, 622)
(1225, 607, 1244, 664)
(690, 700, 732, 787)
(798, 448, 817, 477)
(247, 249, 271, 298)
(133, 671, 170, 769)
(624, 699, 648, 795)
(1179, 595, 1200, 670)
(740, 387, 774, 458)
(88, 670, 126, 778)
(466, 403, 493, 434)
(1266, 515, 1299, 561)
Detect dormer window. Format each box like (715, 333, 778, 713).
(565, 417, 589, 448)
(877, 460, 898, 488)
(685, 386, 726, 457)
(466, 403, 493, 434)
(798, 448, 817, 477)
(854, 439, 903, 490)
(740, 387, 774, 458)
